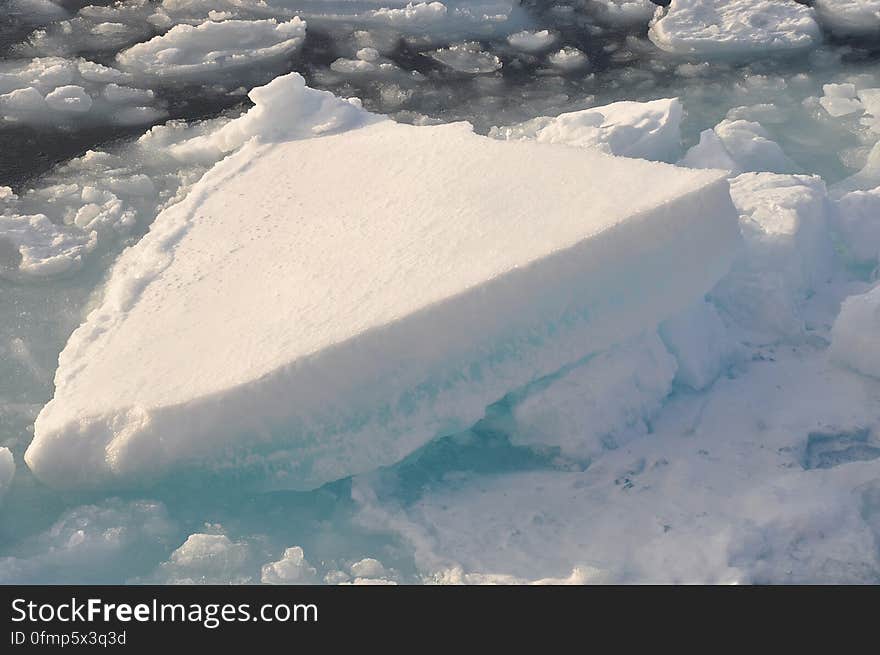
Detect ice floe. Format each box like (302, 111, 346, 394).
(150, 533, 254, 584)
(427, 41, 502, 73)
(547, 46, 589, 71)
(261, 546, 319, 584)
(648, 0, 821, 58)
(0, 110, 242, 279)
(820, 83, 865, 118)
(506, 29, 557, 53)
(831, 284, 880, 379)
(0, 57, 165, 127)
(25, 73, 739, 491)
(681, 119, 799, 174)
(490, 97, 683, 162)
(116, 17, 307, 80)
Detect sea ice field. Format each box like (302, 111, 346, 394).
(1, 0, 880, 584)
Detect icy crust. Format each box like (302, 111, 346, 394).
(0, 57, 165, 127)
(26, 73, 739, 491)
(648, 0, 820, 58)
(116, 17, 307, 79)
(831, 284, 880, 379)
(814, 0, 880, 36)
(490, 98, 683, 162)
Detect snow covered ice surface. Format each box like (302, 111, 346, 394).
(648, 0, 821, 58)
(2, 0, 880, 585)
(24, 72, 738, 490)
(116, 17, 307, 80)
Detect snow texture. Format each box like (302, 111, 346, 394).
(681, 119, 799, 174)
(490, 98, 683, 162)
(25, 73, 739, 491)
(712, 172, 833, 339)
(648, 0, 820, 58)
(116, 17, 307, 80)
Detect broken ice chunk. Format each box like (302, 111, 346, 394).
(820, 83, 864, 118)
(681, 119, 798, 175)
(116, 17, 306, 80)
(830, 284, 880, 379)
(648, 0, 820, 58)
(490, 98, 683, 162)
(25, 73, 739, 491)
(427, 42, 502, 74)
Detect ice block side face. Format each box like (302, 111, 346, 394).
(27, 117, 739, 491)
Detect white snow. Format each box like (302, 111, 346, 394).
(0, 105, 258, 279)
(681, 119, 799, 174)
(506, 30, 557, 53)
(25, 73, 740, 491)
(0, 57, 164, 127)
(0, 207, 98, 279)
(44, 85, 93, 113)
(820, 83, 864, 118)
(648, 0, 821, 58)
(712, 173, 833, 339)
(362, 2, 449, 27)
(116, 17, 306, 80)
(490, 98, 684, 162)
(152, 533, 253, 584)
(261, 546, 318, 584)
(831, 284, 880, 379)
(547, 47, 588, 71)
(349, 557, 388, 578)
(814, 0, 880, 36)
(356, 341, 880, 583)
(0, 448, 14, 503)
(18, 0, 525, 59)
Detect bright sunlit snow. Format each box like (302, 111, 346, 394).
(2, 0, 880, 586)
